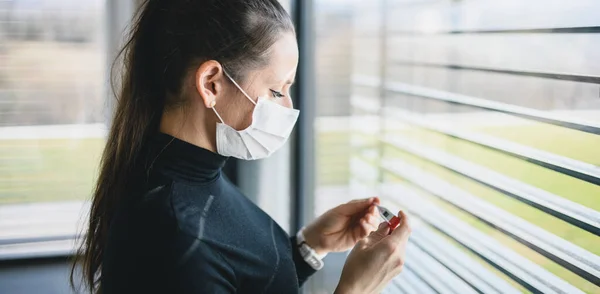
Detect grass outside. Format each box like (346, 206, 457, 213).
(316, 132, 351, 186)
(0, 138, 104, 204)
(0, 120, 598, 292)
(4, 39, 596, 292)
(338, 121, 600, 294)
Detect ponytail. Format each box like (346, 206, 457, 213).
(71, 0, 294, 292)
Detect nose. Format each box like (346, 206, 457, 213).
(281, 95, 294, 109)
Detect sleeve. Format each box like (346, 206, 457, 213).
(290, 235, 318, 287)
(171, 234, 237, 294)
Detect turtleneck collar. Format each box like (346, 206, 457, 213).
(145, 132, 228, 184)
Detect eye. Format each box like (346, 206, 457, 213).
(270, 89, 285, 99)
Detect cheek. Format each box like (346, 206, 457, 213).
(219, 91, 255, 130)
(235, 101, 256, 130)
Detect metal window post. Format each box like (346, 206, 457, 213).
(290, 0, 316, 234)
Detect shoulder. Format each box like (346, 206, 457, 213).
(132, 179, 217, 236)
(127, 180, 226, 258)
(133, 180, 176, 224)
(167, 181, 224, 242)
(130, 174, 233, 238)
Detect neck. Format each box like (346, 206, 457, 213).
(159, 104, 217, 153)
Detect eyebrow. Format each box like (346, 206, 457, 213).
(271, 77, 295, 86)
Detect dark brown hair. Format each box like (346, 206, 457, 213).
(71, 0, 294, 292)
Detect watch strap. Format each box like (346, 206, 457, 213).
(296, 227, 326, 270)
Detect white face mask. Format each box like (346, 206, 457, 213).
(211, 72, 300, 160)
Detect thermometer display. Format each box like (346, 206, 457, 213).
(377, 206, 401, 232)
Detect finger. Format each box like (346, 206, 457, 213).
(338, 197, 379, 215)
(399, 211, 410, 228)
(368, 217, 380, 229)
(369, 205, 378, 218)
(360, 218, 378, 236)
(359, 214, 378, 237)
(360, 210, 373, 222)
(358, 207, 380, 237)
(361, 205, 379, 221)
(372, 197, 381, 205)
(368, 222, 378, 233)
(376, 221, 391, 235)
(361, 207, 373, 223)
(356, 220, 379, 248)
(360, 216, 379, 231)
(365, 212, 379, 227)
(367, 222, 390, 243)
(359, 219, 376, 237)
(387, 211, 411, 244)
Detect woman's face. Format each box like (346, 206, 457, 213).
(215, 32, 299, 131)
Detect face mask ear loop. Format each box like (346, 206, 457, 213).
(223, 70, 257, 106)
(211, 107, 225, 124)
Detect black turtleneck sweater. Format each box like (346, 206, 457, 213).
(102, 133, 317, 293)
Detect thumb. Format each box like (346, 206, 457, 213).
(387, 211, 411, 244)
(366, 222, 390, 244)
(337, 197, 380, 215)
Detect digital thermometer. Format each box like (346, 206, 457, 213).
(377, 205, 401, 231)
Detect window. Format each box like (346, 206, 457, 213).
(0, 0, 106, 259)
(306, 0, 600, 293)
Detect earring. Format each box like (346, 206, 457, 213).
(210, 100, 216, 108)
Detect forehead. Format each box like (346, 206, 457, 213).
(263, 33, 299, 82)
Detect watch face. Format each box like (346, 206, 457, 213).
(299, 243, 324, 269)
(299, 244, 310, 255)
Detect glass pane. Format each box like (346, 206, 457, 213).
(307, 0, 355, 293)
(307, 0, 600, 293)
(0, 0, 106, 254)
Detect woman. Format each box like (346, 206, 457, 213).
(72, 0, 411, 293)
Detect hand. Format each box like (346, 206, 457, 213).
(335, 211, 411, 294)
(302, 197, 381, 255)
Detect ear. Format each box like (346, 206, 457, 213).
(195, 60, 224, 109)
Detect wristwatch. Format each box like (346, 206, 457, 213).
(296, 227, 327, 270)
